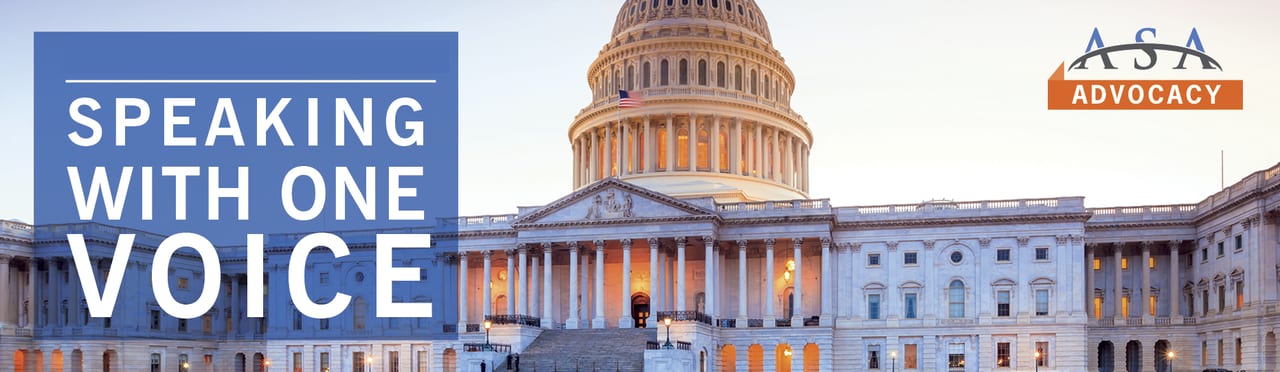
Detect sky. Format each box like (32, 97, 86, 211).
(1, 0, 1278, 223)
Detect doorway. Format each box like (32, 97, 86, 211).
(631, 293, 650, 328)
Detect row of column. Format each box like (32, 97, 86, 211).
(1085, 241, 1182, 319)
(457, 237, 833, 329)
(572, 115, 809, 191)
(0, 255, 36, 328)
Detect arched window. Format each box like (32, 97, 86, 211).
(734, 65, 743, 91)
(718, 129, 729, 171)
(696, 126, 710, 170)
(750, 69, 758, 95)
(657, 127, 669, 170)
(763, 74, 771, 99)
(642, 61, 652, 88)
(626, 65, 635, 91)
(353, 297, 368, 330)
(716, 62, 726, 88)
(698, 60, 708, 85)
(679, 59, 689, 85)
(949, 280, 965, 318)
(660, 60, 670, 86)
(677, 126, 690, 170)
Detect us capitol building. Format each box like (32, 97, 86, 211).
(2, 1, 1279, 371)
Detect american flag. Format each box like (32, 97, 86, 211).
(619, 90, 644, 108)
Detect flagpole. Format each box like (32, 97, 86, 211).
(617, 92, 622, 178)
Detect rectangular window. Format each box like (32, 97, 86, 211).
(320, 318, 329, 330)
(868, 253, 881, 267)
(904, 293, 918, 319)
(868, 346, 880, 369)
(1093, 258, 1101, 270)
(1121, 258, 1129, 270)
(997, 291, 1011, 317)
(1202, 247, 1208, 261)
(1035, 290, 1049, 316)
(904, 344, 917, 369)
(996, 249, 1010, 263)
(1149, 257, 1156, 269)
(1036, 341, 1049, 367)
(1219, 285, 1226, 313)
(388, 351, 400, 372)
(996, 342, 1010, 367)
(1236, 282, 1244, 309)
(150, 353, 161, 372)
(1235, 235, 1243, 251)
(150, 310, 160, 330)
(1217, 242, 1225, 257)
(947, 343, 965, 368)
(1236, 338, 1243, 365)
(903, 252, 918, 265)
(1035, 247, 1049, 261)
(293, 352, 302, 372)
(1149, 295, 1157, 316)
(179, 354, 190, 372)
(319, 272, 330, 285)
(868, 294, 881, 320)
(1218, 339, 1224, 365)
(1094, 297, 1103, 319)
(177, 277, 189, 290)
(1202, 341, 1208, 366)
(1121, 296, 1130, 317)
(320, 352, 330, 372)
(203, 314, 212, 334)
(1203, 290, 1210, 315)
(353, 352, 366, 372)
(178, 318, 187, 332)
(418, 351, 428, 372)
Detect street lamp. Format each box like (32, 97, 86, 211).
(889, 350, 897, 372)
(365, 356, 372, 369)
(1166, 350, 1176, 372)
(662, 317, 673, 349)
(484, 320, 494, 350)
(1034, 350, 1041, 372)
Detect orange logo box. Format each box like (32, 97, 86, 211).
(1047, 63, 1242, 110)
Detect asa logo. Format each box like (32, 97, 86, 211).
(1047, 27, 1243, 110)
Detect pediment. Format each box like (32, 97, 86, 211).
(515, 178, 715, 226)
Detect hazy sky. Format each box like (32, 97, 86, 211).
(2, 0, 1278, 223)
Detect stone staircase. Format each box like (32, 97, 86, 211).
(499, 328, 657, 371)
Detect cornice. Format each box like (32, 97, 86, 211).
(836, 212, 1092, 230)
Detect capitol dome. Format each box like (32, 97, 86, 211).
(569, 0, 812, 202)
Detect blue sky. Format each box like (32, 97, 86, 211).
(3, 0, 1278, 222)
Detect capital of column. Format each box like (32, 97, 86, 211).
(675, 236, 686, 246)
(1169, 240, 1183, 252)
(978, 237, 992, 249)
(620, 238, 632, 250)
(764, 238, 775, 249)
(516, 244, 528, 255)
(885, 241, 898, 252)
(792, 237, 804, 247)
(647, 238, 659, 248)
(0, 254, 11, 264)
(1141, 241, 1154, 252)
(568, 241, 580, 250)
(820, 237, 830, 248)
(702, 236, 715, 245)
(1016, 236, 1030, 248)
(592, 240, 606, 251)
(483, 250, 494, 258)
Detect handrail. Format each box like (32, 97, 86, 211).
(656, 311, 712, 325)
(464, 343, 511, 353)
(485, 314, 542, 327)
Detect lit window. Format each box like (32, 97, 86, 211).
(947, 343, 965, 368)
(177, 277, 189, 290)
(868, 253, 881, 267)
(1121, 296, 1130, 317)
(996, 342, 1010, 367)
(319, 352, 330, 372)
(1093, 297, 1103, 319)
(1149, 257, 1156, 270)
(1093, 258, 1101, 270)
(1236, 282, 1244, 309)
(293, 352, 302, 372)
(1149, 295, 1157, 316)
(178, 354, 190, 372)
(996, 249, 1010, 263)
(1121, 258, 1129, 270)
(903, 344, 917, 369)
(1036, 342, 1049, 367)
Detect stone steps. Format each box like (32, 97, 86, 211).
(499, 328, 657, 371)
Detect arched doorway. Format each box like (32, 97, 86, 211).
(1126, 340, 1142, 372)
(700, 348, 708, 372)
(775, 344, 792, 372)
(720, 345, 737, 372)
(804, 344, 819, 371)
(52, 350, 64, 372)
(1097, 341, 1115, 372)
(1266, 332, 1277, 371)
(631, 293, 650, 328)
(495, 295, 507, 316)
(1154, 340, 1171, 372)
(782, 287, 795, 320)
(235, 353, 247, 372)
(443, 348, 457, 372)
(102, 350, 118, 372)
(14, 350, 25, 372)
(253, 353, 265, 372)
(71, 349, 84, 372)
(748, 344, 764, 371)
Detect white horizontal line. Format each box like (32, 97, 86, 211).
(64, 79, 438, 84)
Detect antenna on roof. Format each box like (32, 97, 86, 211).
(1220, 150, 1225, 190)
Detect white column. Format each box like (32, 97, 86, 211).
(542, 243, 554, 328)
(1140, 242, 1152, 319)
(665, 115, 676, 172)
(732, 119, 742, 175)
(1169, 241, 1181, 318)
(1085, 245, 1094, 318)
(567, 243, 580, 329)
(619, 121, 628, 176)
(1113, 244, 1124, 319)
(676, 237, 687, 312)
(506, 250, 515, 315)
(648, 238, 660, 328)
(687, 114, 697, 170)
(230, 273, 239, 333)
(753, 123, 762, 177)
(0, 255, 11, 326)
(604, 123, 613, 177)
(581, 245, 592, 325)
(620, 239, 634, 328)
(482, 251, 493, 319)
(737, 240, 748, 327)
(518, 247, 528, 316)
(711, 117, 721, 173)
(791, 237, 804, 327)
(820, 238, 833, 326)
(593, 240, 606, 328)
(765, 238, 776, 327)
(642, 117, 652, 173)
(530, 253, 539, 318)
(26, 258, 35, 328)
(704, 238, 715, 318)
(589, 131, 599, 181)
(459, 253, 469, 327)
(69, 257, 80, 326)
(572, 139, 580, 187)
(771, 129, 781, 181)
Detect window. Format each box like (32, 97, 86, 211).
(949, 280, 965, 318)
(1202, 341, 1208, 365)
(1121, 258, 1129, 270)
(292, 352, 302, 372)
(320, 352, 330, 372)
(1035, 290, 1050, 316)
(1234, 235, 1243, 251)
(903, 252, 918, 265)
(178, 354, 189, 372)
(868, 253, 881, 266)
(1035, 247, 1049, 261)
(1218, 339, 1224, 365)
(1217, 242, 1225, 257)
(678, 59, 688, 85)
(1202, 290, 1209, 315)
(697, 60, 708, 86)
(1236, 338, 1243, 365)
(388, 351, 400, 372)
(642, 61, 652, 88)
(1036, 342, 1049, 367)
(1236, 282, 1244, 309)
(1202, 247, 1208, 261)
(996, 249, 1010, 263)
(319, 272, 330, 285)
(354, 297, 368, 330)
(950, 251, 963, 263)
(1094, 297, 1103, 319)
(1149, 295, 1157, 316)
(1218, 285, 1226, 313)
(867, 294, 881, 320)
(353, 352, 366, 372)
(904, 293, 918, 319)
(203, 313, 212, 334)
(320, 318, 329, 330)
(1093, 258, 1101, 270)
(177, 277, 189, 290)
(150, 353, 161, 372)
(178, 318, 187, 332)
(293, 309, 303, 330)
(150, 310, 161, 330)
(903, 344, 917, 369)
(1149, 257, 1156, 270)
(947, 343, 965, 368)
(996, 342, 1010, 367)
(1121, 296, 1130, 317)
(660, 60, 670, 86)
(867, 346, 880, 369)
(996, 291, 1011, 317)
(716, 62, 726, 88)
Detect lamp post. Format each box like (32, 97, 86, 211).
(889, 350, 897, 372)
(663, 317, 673, 349)
(1166, 350, 1175, 372)
(484, 320, 494, 350)
(1034, 350, 1041, 372)
(365, 355, 372, 369)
